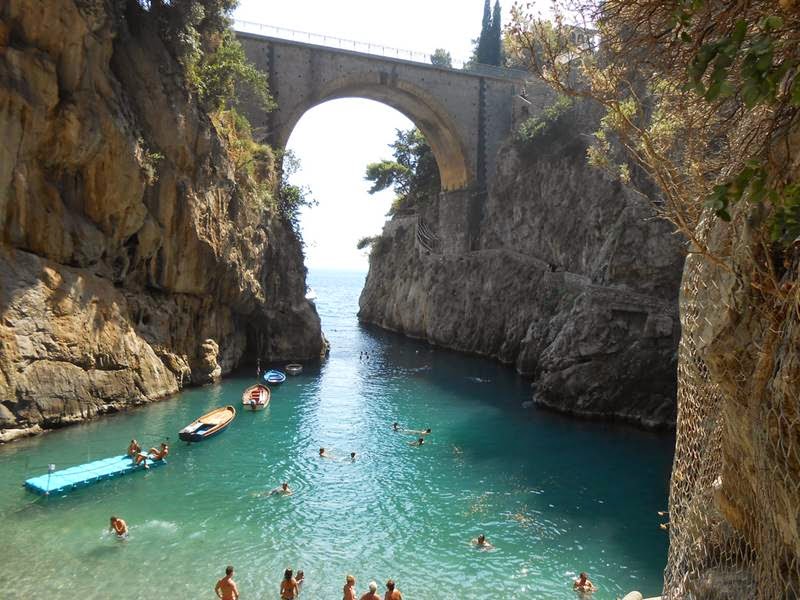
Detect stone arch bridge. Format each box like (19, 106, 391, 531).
(235, 23, 552, 250)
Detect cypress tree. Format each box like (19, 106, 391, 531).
(476, 0, 492, 64)
(490, 0, 503, 66)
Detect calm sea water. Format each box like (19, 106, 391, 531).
(0, 269, 673, 600)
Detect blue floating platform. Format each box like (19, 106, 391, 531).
(24, 454, 165, 496)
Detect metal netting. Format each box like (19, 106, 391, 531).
(662, 220, 800, 599)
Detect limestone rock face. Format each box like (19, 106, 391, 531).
(0, 0, 325, 438)
(359, 104, 684, 427)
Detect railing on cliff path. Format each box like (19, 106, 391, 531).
(233, 19, 531, 81)
(415, 216, 441, 255)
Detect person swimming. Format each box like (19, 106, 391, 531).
(573, 572, 597, 594)
(270, 482, 292, 495)
(473, 533, 494, 549)
(109, 516, 128, 539)
(409, 437, 425, 447)
(392, 422, 400, 431)
(295, 570, 304, 593)
(215, 565, 240, 600)
(405, 427, 432, 436)
(349, 452, 356, 461)
(319, 448, 334, 459)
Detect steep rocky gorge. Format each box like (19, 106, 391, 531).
(0, 0, 325, 442)
(359, 103, 686, 427)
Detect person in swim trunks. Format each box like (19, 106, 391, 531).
(408, 437, 425, 447)
(109, 516, 128, 538)
(135, 442, 169, 467)
(215, 565, 239, 600)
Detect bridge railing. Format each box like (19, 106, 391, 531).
(233, 19, 531, 81)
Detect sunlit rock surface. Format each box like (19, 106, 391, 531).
(0, 0, 325, 438)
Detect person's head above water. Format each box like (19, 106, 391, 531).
(319, 448, 325, 455)
(350, 452, 356, 459)
(425, 428, 432, 433)
(578, 572, 588, 581)
(346, 574, 355, 585)
(386, 579, 395, 591)
(282, 482, 289, 490)
(418, 437, 424, 444)
(477, 534, 486, 544)
(226, 566, 234, 576)
(369, 581, 378, 592)
(284, 568, 293, 580)
(392, 422, 399, 430)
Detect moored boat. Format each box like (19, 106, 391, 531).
(179, 405, 236, 442)
(285, 363, 303, 376)
(263, 369, 286, 384)
(242, 384, 271, 411)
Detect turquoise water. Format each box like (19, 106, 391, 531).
(0, 269, 673, 599)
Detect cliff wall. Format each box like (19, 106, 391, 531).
(0, 0, 325, 441)
(359, 103, 685, 427)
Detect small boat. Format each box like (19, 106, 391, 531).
(242, 384, 271, 411)
(263, 369, 286, 385)
(179, 406, 236, 442)
(285, 363, 303, 376)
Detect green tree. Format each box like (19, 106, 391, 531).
(430, 48, 453, 67)
(490, 0, 503, 66)
(365, 128, 440, 213)
(476, 0, 493, 64)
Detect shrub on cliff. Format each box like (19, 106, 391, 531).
(365, 128, 440, 215)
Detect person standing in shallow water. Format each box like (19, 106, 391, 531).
(384, 579, 403, 600)
(343, 574, 356, 600)
(109, 516, 128, 538)
(359, 581, 380, 600)
(215, 565, 239, 600)
(573, 572, 597, 594)
(280, 568, 299, 599)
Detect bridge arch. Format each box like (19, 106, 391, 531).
(275, 75, 473, 192)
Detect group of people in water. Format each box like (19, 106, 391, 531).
(119, 420, 599, 597)
(126, 438, 169, 468)
(214, 566, 404, 600)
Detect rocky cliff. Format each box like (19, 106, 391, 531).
(0, 0, 325, 442)
(359, 102, 685, 427)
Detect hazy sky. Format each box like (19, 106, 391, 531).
(233, 0, 499, 271)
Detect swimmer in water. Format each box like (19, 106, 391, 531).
(473, 533, 493, 549)
(392, 422, 400, 432)
(319, 448, 334, 459)
(270, 482, 292, 495)
(295, 570, 304, 592)
(573, 572, 597, 594)
(405, 427, 432, 436)
(350, 452, 357, 461)
(109, 516, 128, 538)
(409, 437, 425, 447)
